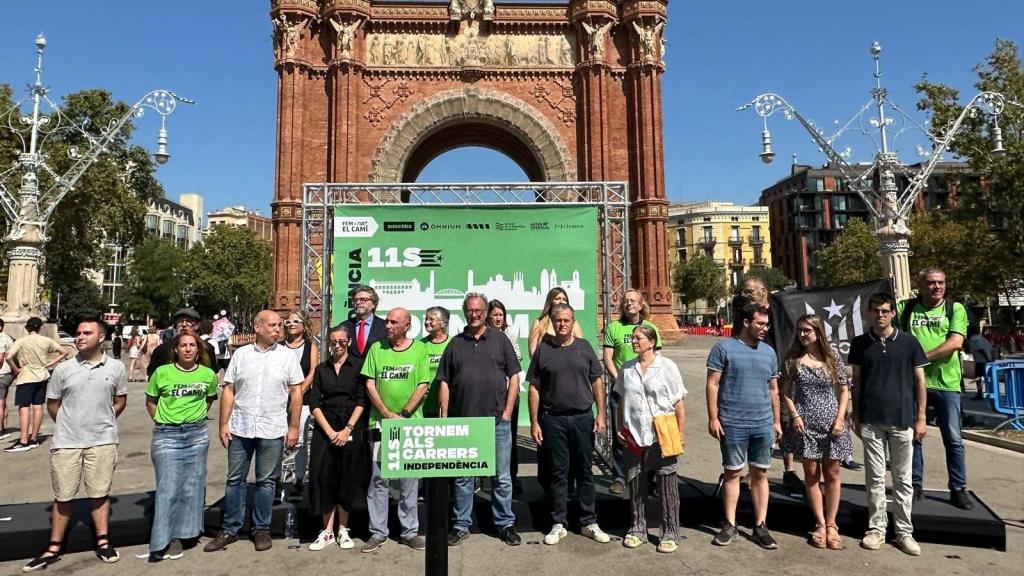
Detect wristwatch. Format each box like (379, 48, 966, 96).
(399, 409, 412, 418)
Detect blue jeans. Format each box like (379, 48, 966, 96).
(150, 421, 209, 552)
(913, 389, 967, 491)
(454, 419, 514, 531)
(719, 425, 775, 470)
(223, 436, 284, 536)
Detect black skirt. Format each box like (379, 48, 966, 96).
(308, 408, 371, 515)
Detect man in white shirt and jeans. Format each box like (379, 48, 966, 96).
(204, 310, 304, 553)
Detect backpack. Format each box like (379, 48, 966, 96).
(899, 297, 956, 338)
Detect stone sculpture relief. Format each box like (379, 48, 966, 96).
(365, 29, 576, 68)
(579, 20, 612, 60)
(330, 17, 363, 57)
(273, 13, 310, 59)
(632, 20, 665, 60)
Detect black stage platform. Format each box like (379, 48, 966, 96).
(0, 478, 1005, 561)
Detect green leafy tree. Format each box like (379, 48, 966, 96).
(0, 87, 164, 302)
(52, 273, 105, 331)
(815, 219, 884, 287)
(908, 210, 1012, 304)
(915, 40, 1023, 296)
(184, 226, 272, 323)
(672, 252, 728, 310)
(119, 236, 187, 321)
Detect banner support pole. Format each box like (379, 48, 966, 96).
(425, 477, 449, 576)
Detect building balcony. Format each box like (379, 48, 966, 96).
(697, 236, 717, 249)
(729, 258, 745, 268)
(749, 258, 768, 268)
(727, 236, 743, 247)
(713, 258, 726, 267)
(748, 235, 764, 246)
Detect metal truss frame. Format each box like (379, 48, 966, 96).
(300, 181, 630, 464)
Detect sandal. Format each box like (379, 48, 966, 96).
(94, 533, 120, 563)
(23, 541, 62, 572)
(657, 539, 678, 553)
(809, 524, 826, 548)
(826, 525, 844, 550)
(622, 534, 645, 549)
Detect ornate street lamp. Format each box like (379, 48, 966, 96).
(738, 42, 1020, 298)
(0, 34, 192, 316)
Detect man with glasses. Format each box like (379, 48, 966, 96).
(849, 293, 928, 556)
(339, 285, 387, 368)
(147, 309, 217, 378)
(438, 293, 523, 547)
(706, 302, 781, 549)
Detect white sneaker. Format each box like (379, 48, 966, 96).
(896, 535, 921, 556)
(581, 523, 610, 543)
(309, 530, 335, 551)
(544, 524, 567, 545)
(337, 527, 354, 550)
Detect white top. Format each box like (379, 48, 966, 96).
(0, 332, 14, 376)
(613, 354, 687, 447)
(224, 342, 304, 439)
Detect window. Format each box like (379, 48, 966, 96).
(146, 214, 159, 232)
(730, 226, 740, 240)
(161, 219, 173, 236)
(833, 195, 848, 211)
(702, 226, 713, 240)
(812, 178, 825, 192)
(703, 217, 712, 222)
(753, 247, 763, 263)
(752, 216, 760, 221)
(730, 216, 739, 222)
(833, 214, 851, 229)
(732, 247, 742, 262)
(676, 228, 686, 245)
(751, 225, 761, 240)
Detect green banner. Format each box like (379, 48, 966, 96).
(331, 205, 600, 424)
(380, 417, 496, 478)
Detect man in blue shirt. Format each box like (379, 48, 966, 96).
(706, 303, 781, 550)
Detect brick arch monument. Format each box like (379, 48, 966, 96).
(269, 0, 677, 335)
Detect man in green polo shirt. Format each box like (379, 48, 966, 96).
(602, 289, 661, 494)
(897, 267, 972, 510)
(360, 307, 429, 553)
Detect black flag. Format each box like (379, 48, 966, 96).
(769, 279, 892, 362)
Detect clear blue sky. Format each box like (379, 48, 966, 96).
(1, 1, 1021, 218)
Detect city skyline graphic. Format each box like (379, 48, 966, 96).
(371, 268, 585, 312)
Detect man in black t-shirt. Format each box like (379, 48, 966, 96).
(527, 304, 610, 546)
(848, 293, 928, 557)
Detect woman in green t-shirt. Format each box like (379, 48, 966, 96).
(145, 333, 218, 562)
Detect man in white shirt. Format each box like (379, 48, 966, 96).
(204, 310, 304, 553)
(0, 318, 15, 440)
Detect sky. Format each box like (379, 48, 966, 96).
(1, 1, 1021, 219)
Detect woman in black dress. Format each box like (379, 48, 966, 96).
(780, 314, 853, 550)
(307, 324, 369, 551)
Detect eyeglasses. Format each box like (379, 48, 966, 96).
(329, 339, 350, 346)
(870, 308, 895, 316)
(752, 321, 771, 330)
(283, 320, 303, 326)
(352, 297, 373, 303)
(797, 327, 814, 334)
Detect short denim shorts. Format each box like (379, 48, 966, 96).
(719, 425, 775, 471)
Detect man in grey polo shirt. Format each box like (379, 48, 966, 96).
(438, 293, 522, 547)
(23, 318, 127, 572)
(204, 310, 304, 553)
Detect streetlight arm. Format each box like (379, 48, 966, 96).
(738, 93, 881, 219)
(0, 180, 21, 224)
(895, 91, 1014, 218)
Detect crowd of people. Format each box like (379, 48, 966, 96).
(0, 266, 977, 571)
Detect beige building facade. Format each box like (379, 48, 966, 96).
(206, 205, 272, 242)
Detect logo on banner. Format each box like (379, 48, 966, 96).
(334, 217, 378, 237)
(383, 221, 416, 232)
(804, 296, 865, 354)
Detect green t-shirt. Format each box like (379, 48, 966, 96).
(897, 299, 968, 392)
(146, 364, 219, 425)
(603, 319, 662, 369)
(360, 339, 429, 426)
(420, 335, 451, 416)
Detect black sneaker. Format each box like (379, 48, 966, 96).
(95, 544, 120, 563)
(913, 486, 924, 502)
(447, 528, 469, 546)
(840, 459, 864, 471)
(4, 441, 31, 453)
(712, 523, 738, 546)
(950, 489, 975, 510)
(751, 523, 778, 550)
(498, 525, 522, 546)
(782, 471, 804, 493)
(22, 551, 61, 572)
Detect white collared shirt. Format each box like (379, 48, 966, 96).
(613, 354, 687, 447)
(224, 342, 304, 439)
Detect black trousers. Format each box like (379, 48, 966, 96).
(540, 410, 597, 526)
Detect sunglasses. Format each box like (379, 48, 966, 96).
(283, 320, 303, 326)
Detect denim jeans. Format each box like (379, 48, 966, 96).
(150, 421, 209, 552)
(223, 436, 284, 536)
(862, 424, 914, 538)
(540, 411, 597, 526)
(912, 389, 967, 491)
(454, 419, 514, 531)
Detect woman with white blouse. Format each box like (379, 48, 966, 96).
(614, 325, 687, 553)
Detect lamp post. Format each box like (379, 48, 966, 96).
(0, 34, 192, 317)
(738, 42, 1020, 298)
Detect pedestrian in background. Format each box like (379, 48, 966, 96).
(5, 316, 70, 452)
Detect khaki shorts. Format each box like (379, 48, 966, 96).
(50, 444, 118, 501)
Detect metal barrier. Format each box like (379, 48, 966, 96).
(985, 360, 1024, 431)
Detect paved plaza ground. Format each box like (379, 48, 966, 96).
(0, 336, 1021, 575)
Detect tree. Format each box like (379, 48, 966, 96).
(184, 226, 272, 323)
(672, 252, 727, 310)
(815, 218, 884, 287)
(0, 86, 164, 304)
(741, 268, 794, 293)
(908, 210, 1011, 304)
(51, 273, 105, 332)
(119, 236, 187, 321)
(915, 40, 1023, 297)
